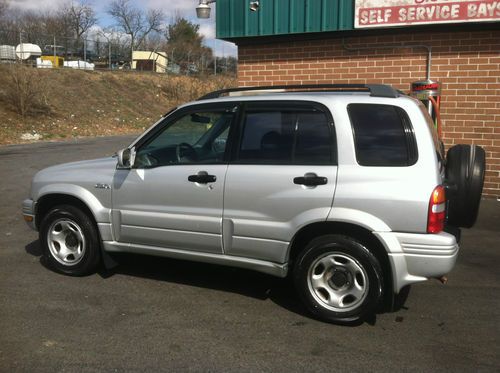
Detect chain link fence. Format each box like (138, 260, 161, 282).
(0, 28, 236, 75)
(0, 28, 130, 70)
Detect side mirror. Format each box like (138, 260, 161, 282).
(116, 147, 135, 169)
(213, 138, 226, 153)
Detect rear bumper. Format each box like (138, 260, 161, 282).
(22, 199, 37, 231)
(374, 231, 459, 293)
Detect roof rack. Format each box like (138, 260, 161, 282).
(197, 84, 400, 100)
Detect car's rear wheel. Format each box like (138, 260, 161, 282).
(40, 205, 101, 276)
(293, 235, 384, 324)
(445, 144, 486, 228)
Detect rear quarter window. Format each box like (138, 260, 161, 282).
(347, 104, 417, 167)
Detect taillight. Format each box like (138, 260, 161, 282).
(427, 185, 446, 233)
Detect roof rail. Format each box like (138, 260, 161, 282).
(197, 84, 400, 100)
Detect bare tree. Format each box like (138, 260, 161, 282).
(0, 0, 12, 41)
(98, 27, 131, 66)
(5, 65, 51, 117)
(54, 1, 97, 58)
(62, 1, 97, 43)
(0, 0, 8, 19)
(15, 10, 47, 45)
(107, 0, 163, 62)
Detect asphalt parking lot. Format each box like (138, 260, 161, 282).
(0, 136, 499, 372)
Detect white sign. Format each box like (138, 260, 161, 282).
(355, 0, 500, 28)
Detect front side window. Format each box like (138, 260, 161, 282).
(348, 104, 417, 167)
(237, 106, 333, 165)
(135, 109, 233, 168)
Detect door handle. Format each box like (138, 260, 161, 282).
(188, 171, 217, 184)
(294, 173, 328, 186)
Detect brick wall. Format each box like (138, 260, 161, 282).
(238, 30, 500, 198)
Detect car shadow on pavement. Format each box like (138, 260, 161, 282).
(24, 240, 311, 319)
(25, 240, 51, 269)
(106, 252, 313, 319)
(105, 253, 410, 324)
(24, 240, 409, 324)
(25, 240, 43, 256)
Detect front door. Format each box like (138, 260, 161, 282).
(112, 103, 236, 254)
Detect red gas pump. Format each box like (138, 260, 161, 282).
(410, 80, 442, 137)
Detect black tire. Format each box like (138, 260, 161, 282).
(293, 235, 384, 324)
(39, 205, 101, 276)
(445, 144, 485, 228)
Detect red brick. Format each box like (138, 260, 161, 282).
(237, 29, 500, 196)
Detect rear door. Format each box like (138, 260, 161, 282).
(222, 101, 338, 263)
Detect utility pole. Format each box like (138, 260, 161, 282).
(187, 50, 192, 75)
(19, 31, 23, 64)
(99, 31, 113, 70)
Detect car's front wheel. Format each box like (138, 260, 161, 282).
(39, 205, 101, 276)
(293, 235, 384, 324)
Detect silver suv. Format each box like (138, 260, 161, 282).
(23, 84, 485, 324)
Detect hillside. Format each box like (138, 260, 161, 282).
(0, 66, 236, 145)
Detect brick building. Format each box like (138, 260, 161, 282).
(215, 0, 500, 197)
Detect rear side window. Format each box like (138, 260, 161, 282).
(295, 112, 332, 164)
(348, 104, 417, 166)
(238, 107, 333, 164)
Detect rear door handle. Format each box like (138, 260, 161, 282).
(294, 173, 328, 186)
(188, 171, 217, 184)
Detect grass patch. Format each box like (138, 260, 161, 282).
(0, 67, 236, 145)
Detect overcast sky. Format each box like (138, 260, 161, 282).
(8, 0, 237, 56)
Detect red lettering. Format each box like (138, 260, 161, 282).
(358, 1, 500, 28)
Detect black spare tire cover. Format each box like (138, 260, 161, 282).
(445, 144, 486, 228)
